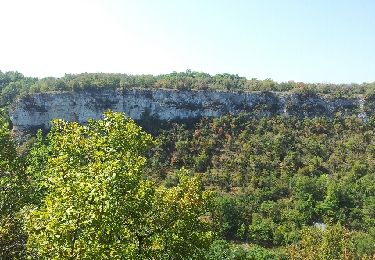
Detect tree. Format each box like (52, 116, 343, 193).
(0, 115, 28, 259)
(25, 112, 213, 259)
(286, 224, 374, 260)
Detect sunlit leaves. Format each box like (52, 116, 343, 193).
(26, 112, 213, 259)
(0, 116, 28, 259)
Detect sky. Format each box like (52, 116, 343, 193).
(0, 0, 374, 83)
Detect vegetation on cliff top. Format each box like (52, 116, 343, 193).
(1, 70, 375, 109)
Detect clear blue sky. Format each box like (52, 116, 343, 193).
(0, 0, 374, 83)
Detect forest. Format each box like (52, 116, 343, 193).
(1, 71, 375, 259)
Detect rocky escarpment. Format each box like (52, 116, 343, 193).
(10, 88, 374, 133)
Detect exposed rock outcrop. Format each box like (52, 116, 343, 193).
(9, 88, 373, 133)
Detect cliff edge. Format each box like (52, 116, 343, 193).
(9, 88, 374, 133)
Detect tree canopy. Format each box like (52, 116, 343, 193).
(24, 112, 213, 259)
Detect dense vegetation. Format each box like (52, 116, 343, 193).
(2, 112, 375, 258)
(1, 70, 375, 258)
(146, 114, 375, 258)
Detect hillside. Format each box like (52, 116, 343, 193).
(1, 71, 375, 259)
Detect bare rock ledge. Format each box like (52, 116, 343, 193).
(9, 88, 374, 133)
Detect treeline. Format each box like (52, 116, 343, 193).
(2, 70, 375, 108)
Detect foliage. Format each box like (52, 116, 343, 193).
(205, 240, 286, 260)
(0, 116, 29, 259)
(287, 224, 375, 259)
(146, 113, 375, 257)
(25, 112, 213, 259)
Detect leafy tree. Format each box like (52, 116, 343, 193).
(205, 240, 286, 260)
(0, 116, 28, 259)
(205, 239, 232, 260)
(287, 224, 374, 260)
(25, 112, 213, 259)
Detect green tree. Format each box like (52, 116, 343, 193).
(286, 224, 374, 260)
(0, 115, 28, 259)
(25, 112, 213, 259)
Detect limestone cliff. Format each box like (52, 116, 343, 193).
(9, 88, 373, 133)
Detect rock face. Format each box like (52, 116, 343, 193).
(9, 88, 374, 133)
